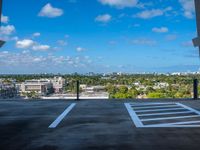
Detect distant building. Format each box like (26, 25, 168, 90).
(51, 77, 66, 93)
(80, 85, 106, 93)
(153, 82, 169, 89)
(18, 77, 65, 96)
(20, 79, 53, 96)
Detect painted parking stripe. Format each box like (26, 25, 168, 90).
(138, 111, 192, 117)
(146, 120, 200, 128)
(124, 103, 143, 128)
(145, 124, 200, 128)
(130, 103, 175, 107)
(49, 103, 76, 128)
(177, 103, 200, 115)
(135, 107, 184, 113)
(125, 102, 200, 128)
(133, 105, 179, 110)
(141, 115, 199, 122)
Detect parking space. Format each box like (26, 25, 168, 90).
(125, 102, 200, 127)
(1, 100, 200, 150)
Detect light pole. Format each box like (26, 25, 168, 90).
(193, 0, 200, 54)
(0, 0, 5, 48)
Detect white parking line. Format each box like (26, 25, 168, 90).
(146, 120, 200, 128)
(49, 103, 76, 128)
(125, 102, 200, 128)
(177, 103, 200, 116)
(124, 103, 143, 127)
(135, 107, 184, 113)
(133, 105, 178, 110)
(138, 111, 192, 117)
(130, 103, 175, 107)
(141, 115, 199, 122)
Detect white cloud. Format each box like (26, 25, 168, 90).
(1, 14, 9, 23)
(32, 44, 50, 51)
(95, 14, 112, 23)
(16, 39, 35, 49)
(179, 0, 194, 19)
(38, 3, 64, 18)
(76, 47, 85, 52)
(0, 51, 99, 73)
(132, 38, 157, 46)
(134, 9, 164, 19)
(16, 39, 50, 51)
(33, 58, 43, 62)
(33, 32, 41, 37)
(0, 25, 15, 35)
(152, 27, 169, 33)
(99, 0, 138, 8)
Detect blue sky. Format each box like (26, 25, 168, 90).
(0, 0, 199, 74)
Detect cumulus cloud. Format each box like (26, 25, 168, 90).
(0, 25, 15, 35)
(134, 9, 164, 19)
(179, 0, 194, 19)
(1, 14, 9, 23)
(33, 32, 41, 37)
(76, 47, 85, 52)
(152, 27, 169, 33)
(0, 51, 93, 73)
(16, 39, 35, 49)
(38, 3, 64, 18)
(95, 14, 112, 23)
(16, 39, 50, 51)
(99, 0, 138, 8)
(132, 38, 157, 46)
(32, 45, 50, 51)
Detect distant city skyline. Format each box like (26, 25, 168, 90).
(0, 0, 200, 74)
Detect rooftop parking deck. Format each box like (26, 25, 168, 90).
(1, 99, 200, 150)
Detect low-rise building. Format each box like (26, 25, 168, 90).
(51, 77, 66, 93)
(19, 77, 65, 96)
(20, 79, 53, 96)
(153, 82, 169, 89)
(80, 85, 106, 93)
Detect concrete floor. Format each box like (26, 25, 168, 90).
(0, 99, 200, 150)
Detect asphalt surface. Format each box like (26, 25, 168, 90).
(0, 99, 200, 150)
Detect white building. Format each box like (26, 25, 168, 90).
(80, 85, 106, 93)
(20, 79, 53, 96)
(51, 77, 66, 93)
(19, 77, 65, 96)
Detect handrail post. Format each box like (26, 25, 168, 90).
(193, 79, 198, 100)
(76, 80, 80, 100)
